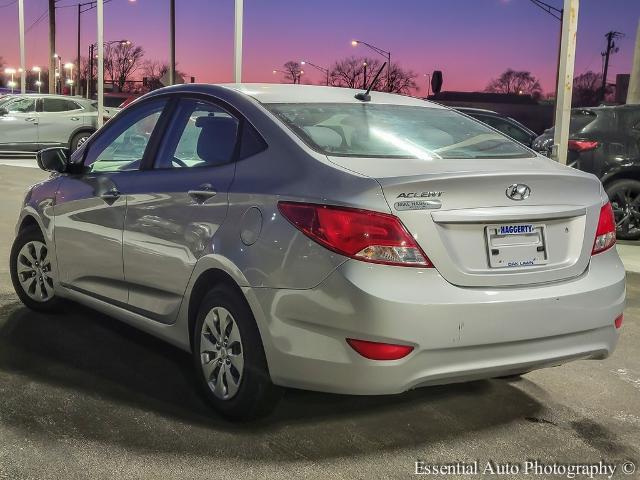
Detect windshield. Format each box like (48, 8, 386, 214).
(266, 103, 534, 159)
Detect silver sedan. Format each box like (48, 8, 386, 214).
(10, 84, 625, 420)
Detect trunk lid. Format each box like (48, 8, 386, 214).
(328, 155, 603, 287)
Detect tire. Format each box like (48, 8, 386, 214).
(193, 284, 282, 420)
(606, 179, 640, 241)
(70, 131, 92, 152)
(10, 226, 64, 313)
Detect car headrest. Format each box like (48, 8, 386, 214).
(302, 126, 343, 149)
(196, 116, 238, 166)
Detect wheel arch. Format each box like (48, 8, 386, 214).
(601, 167, 640, 188)
(187, 268, 256, 352)
(17, 214, 41, 234)
(67, 127, 96, 147)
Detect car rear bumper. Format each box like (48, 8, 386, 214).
(248, 248, 626, 395)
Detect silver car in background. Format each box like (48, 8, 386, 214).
(10, 84, 625, 420)
(0, 94, 114, 157)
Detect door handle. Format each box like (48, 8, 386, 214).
(188, 184, 217, 202)
(25, 117, 37, 122)
(70, 117, 80, 121)
(100, 188, 121, 201)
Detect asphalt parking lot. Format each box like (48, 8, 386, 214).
(0, 165, 638, 479)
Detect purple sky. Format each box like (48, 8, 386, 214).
(1, 0, 638, 95)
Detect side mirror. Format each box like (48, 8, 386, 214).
(0, 107, 8, 117)
(37, 147, 70, 173)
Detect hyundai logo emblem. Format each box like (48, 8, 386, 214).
(506, 184, 531, 201)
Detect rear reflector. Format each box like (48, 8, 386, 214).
(346, 338, 414, 360)
(614, 314, 623, 329)
(278, 202, 432, 267)
(592, 202, 616, 255)
(568, 140, 599, 152)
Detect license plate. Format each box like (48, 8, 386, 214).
(486, 224, 548, 268)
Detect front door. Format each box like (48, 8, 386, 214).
(122, 97, 239, 323)
(54, 98, 169, 304)
(0, 97, 38, 150)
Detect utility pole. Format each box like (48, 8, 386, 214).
(552, 0, 580, 165)
(628, 19, 640, 104)
(601, 30, 624, 102)
(48, 0, 56, 94)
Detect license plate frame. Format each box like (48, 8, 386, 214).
(485, 223, 548, 268)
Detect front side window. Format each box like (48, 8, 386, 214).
(42, 98, 81, 112)
(4, 98, 35, 113)
(154, 99, 239, 169)
(266, 103, 534, 160)
(82, 99, 166, 173)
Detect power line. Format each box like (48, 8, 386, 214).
(26, 8, 49, 33)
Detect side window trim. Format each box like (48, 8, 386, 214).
(147, 95, 242, 171)
(74, 97, 172, 174)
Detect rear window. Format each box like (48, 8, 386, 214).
(265, 103, 534, 159)
(569, 110, 598, 133)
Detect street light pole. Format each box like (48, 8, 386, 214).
(97, 0, 104, 128)
(424, 73, 431, 98)
(33, 67, 42, 93)
(18, 0, 26, 94)
(234, 0, 243, 82)
(300, 60, 329, 86)
(351, 40, 391, 92)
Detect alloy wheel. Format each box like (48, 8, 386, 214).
(16, 240, 54, 302)
(200, 306, 244, 400)
(611, 186, 640, 238)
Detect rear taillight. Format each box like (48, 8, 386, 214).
(568, 140, 599, 152)
(277, 202, 432, 267)
(346, 338, 414, 360)
(614, 314, 623, 329)
(592, 202, 616, 255)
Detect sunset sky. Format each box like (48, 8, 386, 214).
(0, 0, 638, 96)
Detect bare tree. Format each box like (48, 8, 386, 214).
(387, 63, 418, 95)
(329, 56, 381, 89)
(329, 56, 417, 94)
(485, 69, 542, 99)
(282, 61, 302, 84)
(572, 71, 610, 107)
(141, 60, 187, 91)
(104, 42, 144, 92)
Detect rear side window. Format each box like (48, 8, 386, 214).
(153, 99, 240, 169)
(266, 103, 533, 159)
(42, 98, 81, 112)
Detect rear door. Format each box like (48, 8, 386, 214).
(122, 97, 239, 323)
(38, 97, 86, 148)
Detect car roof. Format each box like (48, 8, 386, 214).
(157, 83, 447, 108)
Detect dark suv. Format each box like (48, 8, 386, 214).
(532, 105, 640, 240)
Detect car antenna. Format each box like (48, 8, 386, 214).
(355, 62, 387, 102)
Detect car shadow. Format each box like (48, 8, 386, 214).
(0, 298, 544, 460)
